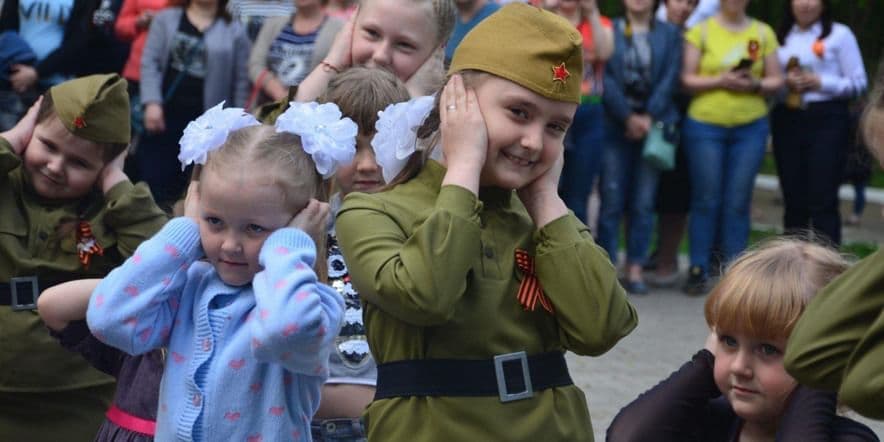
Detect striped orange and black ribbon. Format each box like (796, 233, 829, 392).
(515, 248, 554, 314)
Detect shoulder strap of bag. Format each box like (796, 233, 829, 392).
(164, 39, 204, 102)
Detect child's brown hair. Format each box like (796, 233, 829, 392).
(36, 94, 129, 162)
(704, 238, 849, 341)
(319, 67, 410, 136)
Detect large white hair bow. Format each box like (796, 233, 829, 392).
(371, 95, 435, 183)
(177, 101, 261, 170)
(275, 102, 358, 178)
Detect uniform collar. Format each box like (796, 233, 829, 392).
(421, 160, 514, 207)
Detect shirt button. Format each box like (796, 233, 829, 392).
(484, 247, 494, 259)
(202, 338, 211, 352)
(192, 393, 201, 406)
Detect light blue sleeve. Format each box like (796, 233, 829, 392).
(87, 217, 203, 355)
(249, 228, 345, 376)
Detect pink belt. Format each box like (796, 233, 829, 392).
(105, 404, 156, 436)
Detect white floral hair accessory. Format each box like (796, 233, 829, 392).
(177, 101, 261, 170)
(371, 95, 435, 183)
(275, 102, 358, 178)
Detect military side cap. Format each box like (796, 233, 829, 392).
(449, 3, 583, 104)
(50, 74, 130, 144)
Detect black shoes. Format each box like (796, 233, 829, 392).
(682, 266, 709, 296)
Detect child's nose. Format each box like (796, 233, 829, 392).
(356, 149, 379, 172)
(521, 127, 544, 153)
(221, 235, 243, 255)
(371, 42, 393, 68)
(729, 350, 754, 377)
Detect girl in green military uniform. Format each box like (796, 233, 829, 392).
(335, 4, 638, 441)
(0, 74, 168, 441)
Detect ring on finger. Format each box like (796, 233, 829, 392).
(446, 104, 457, 111)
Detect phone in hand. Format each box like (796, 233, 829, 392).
(731, 58, 754, 72)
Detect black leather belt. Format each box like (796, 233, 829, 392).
(0, 276, 42, 311)
(374, 351, 573, 403)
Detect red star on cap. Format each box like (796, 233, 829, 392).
(552, 63, 570, 83)
(73, 116, 87, 129)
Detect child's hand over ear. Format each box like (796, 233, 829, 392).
(324, 9, 357, 72)
(517, 148, 568, 228)
(289, 199, 330, 244)
(440, 74, 487, 195)
(100, 150, 129, 194)
(1, 95, 42, 156)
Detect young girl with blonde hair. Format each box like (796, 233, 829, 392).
(608, 238, 878, 441)
(87, 101, 355, 440)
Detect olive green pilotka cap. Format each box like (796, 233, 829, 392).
(449, 3, 583, 104)
(50, 73, 130, 144)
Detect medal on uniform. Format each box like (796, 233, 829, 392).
(514, 248, 554, 314)
(77, 220, 104, 267)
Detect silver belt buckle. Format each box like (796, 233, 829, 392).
(493, 351, 534, 403)
(10, 276, 39, 311)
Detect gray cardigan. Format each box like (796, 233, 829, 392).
(140, 7, 251, 108)
(247, 14, 343, 86)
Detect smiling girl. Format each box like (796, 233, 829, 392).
(335, 4, 637, 440)
(607, 238, 878, 441)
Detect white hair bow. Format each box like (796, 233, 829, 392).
(177, 101, 261, 170)
(371, 95, 435, 183)
(275, 102, 358, 178)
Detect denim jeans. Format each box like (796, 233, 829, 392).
(683, 116, 769, 274)
(597, 125, 660, 265)
(560, 102, 605, 224)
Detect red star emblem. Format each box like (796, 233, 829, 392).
(551, 63, 570, 83)
(73, 116, 87, 129)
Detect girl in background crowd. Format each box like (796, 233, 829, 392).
(772, 0, 867, 246)
(87, 102, 349, 441)
(553, 0, 613, 228)
(608, 238, 878, 441)
(248, 0, 342, 104)
(136, 0, 250, 210)
(680, 0, 783, 294)
(784, 64, 884, 421)
(599, 0, 681, 294)
(335, 4, 637, 440)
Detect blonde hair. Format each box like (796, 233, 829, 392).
(199, 124, 329, 280)
(320, 66, 410, 136)
(357, 0, 456, 47)
(704, 238, 849, 341)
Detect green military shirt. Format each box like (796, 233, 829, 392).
(784, 248, 884, 420)
(0, 137, 168, 392)
(336, 161, 638, 441)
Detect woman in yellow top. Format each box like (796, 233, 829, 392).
(335, 4, 638, 441)
(680, 0, 783, 294)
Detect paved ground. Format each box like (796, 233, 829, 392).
(569, 184, 884, 440)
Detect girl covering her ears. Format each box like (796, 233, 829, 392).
(294, 0, 456, 101)
(607, 238, 878, 441)
(86, 102, 353, 441)
(334, 4, 638, 440)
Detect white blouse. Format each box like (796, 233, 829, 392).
(777, 21, 867, 104)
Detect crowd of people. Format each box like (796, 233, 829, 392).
(1, 0, 884, 440)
